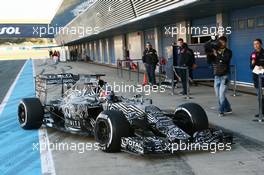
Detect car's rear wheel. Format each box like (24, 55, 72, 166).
(94, 110, 132, 152)
(174, 103, 209, 135)
(18, 98, 44, 129)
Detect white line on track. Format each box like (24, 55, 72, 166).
(32, 59, 56, 175)
(38, 128, 56, 175)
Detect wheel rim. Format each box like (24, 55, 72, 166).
(18, 104, 26, 124)
(96, 120, 110, 144)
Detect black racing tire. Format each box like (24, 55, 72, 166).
(18, 98, 44, 130)
(94, 110, 132, 152)
(174, 103, 209, 135)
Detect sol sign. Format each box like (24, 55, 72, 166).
(0, 27, 21, 35)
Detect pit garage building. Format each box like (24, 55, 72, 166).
(55, 0, 264, 86)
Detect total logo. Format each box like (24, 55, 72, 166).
(122, 139, 142, 148)
(0, 27, 21, 35)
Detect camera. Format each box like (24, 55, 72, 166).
(204, 35, 221, 54)
(204, 35, 221, 63)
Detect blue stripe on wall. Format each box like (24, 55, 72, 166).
(0, 60, 41, 175)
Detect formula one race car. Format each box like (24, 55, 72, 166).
(18, 73, 232, 154)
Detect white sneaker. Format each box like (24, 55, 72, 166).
(218, 113, 224, 117)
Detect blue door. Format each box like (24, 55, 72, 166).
(102, 40, 108, 64)
(96, 40, 101, 62)
(230, 5, 264, 84)
(109, 38, 116, 64)
(90, 42, 94, 61)
(191, 16, 216, 80)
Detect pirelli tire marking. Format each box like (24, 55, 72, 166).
(96, 113, 113, 150)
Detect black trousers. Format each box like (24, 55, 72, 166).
(253, 73, 264, 88)
(145, 64, 156, 84)
(178, 69, 187, 94)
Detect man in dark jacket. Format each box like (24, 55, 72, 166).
(188, 47, 196, 82)
(178, 43, 194, 95)
(172, 42, 178, 85)
(207, 36, 232, 117)
(171, 38, 184, 86)
(142, 42, 159, 85)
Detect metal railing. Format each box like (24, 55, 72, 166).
(116, 59, 142, 83)
(115, 60, 240, 100)
(116, 59, 164, 86)
(229, 65, 239, 97)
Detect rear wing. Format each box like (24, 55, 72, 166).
(36, 73, 78, 85)
(35, 73, 105, 104)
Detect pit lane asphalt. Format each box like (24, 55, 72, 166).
(0, 60, 25, 103)
(33, 60, 264, 175)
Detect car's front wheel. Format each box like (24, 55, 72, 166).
(94, 110, 132, 152)
(18, 98, 44, 129)
(174, 103, 209, 135)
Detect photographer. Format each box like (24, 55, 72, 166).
(206, 36, 232, 117)
(142, 42, 159, 85)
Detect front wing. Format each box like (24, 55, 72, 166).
(121, 129, 233, 155)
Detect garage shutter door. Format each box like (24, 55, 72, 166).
(144, 28, 156, 49)
(192, 16, 216, 36)
(230, 6, 264, 84)
(161, 24, 176, 59)
(190, 16, 216, 80)
(109, 38, 116, 64)
(96, 40, 101, 62)
(102, 40, 108, 64)
(89, 42, 94, 61)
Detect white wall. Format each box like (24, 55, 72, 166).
(114, 35, 124, 61)
(126, 32, 144, 60)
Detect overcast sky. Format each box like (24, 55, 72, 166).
(0, 0, 63, 24)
